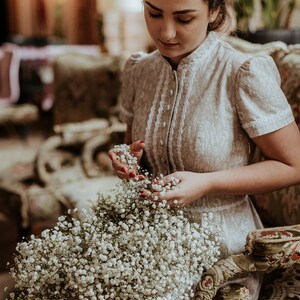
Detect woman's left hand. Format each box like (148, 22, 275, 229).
(141, 171, 210, 208)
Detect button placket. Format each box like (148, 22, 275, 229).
(158, 73, 177, 173)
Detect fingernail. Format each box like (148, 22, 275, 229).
(129, 172, 136, 178)
(139, 190, 146, 197)
(138, 175, 145, 180)
(138, 140, 145, 144)
(139, 191, 146, 198)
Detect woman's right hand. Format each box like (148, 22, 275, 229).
(108, 140, 145, 180)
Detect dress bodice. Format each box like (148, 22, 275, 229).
(120, 32, 293, 184)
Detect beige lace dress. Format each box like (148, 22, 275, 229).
(119, 32, 294, 299)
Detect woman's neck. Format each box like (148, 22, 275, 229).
(166, 57, 179, 70)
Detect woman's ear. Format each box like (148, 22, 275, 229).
(209, 7, 220, 23)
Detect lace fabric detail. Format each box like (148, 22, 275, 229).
(176, 69, 193, 171)
(242, 107, 293, 130)
(168, 70, 187, 172)
(153, 69, 170, 175)
(145, 63, 168, 175)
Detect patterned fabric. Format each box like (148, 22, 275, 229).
(195, 225, 300, 299)
(53, 53, 121, 125)
(245, 225, 300, 270)
(274, 46, 300, 113)
(260, 264, 300, 300)
(120, 31, 295, 299)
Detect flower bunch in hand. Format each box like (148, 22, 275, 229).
(8, 144, 220, 300)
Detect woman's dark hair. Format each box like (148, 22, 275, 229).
(206, 0, 236, 34)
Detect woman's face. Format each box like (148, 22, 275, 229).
(144, 0, 218, 66)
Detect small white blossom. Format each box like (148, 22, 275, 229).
(8, 144, 220, 300)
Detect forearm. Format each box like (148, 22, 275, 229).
(206, 159, 300, 196)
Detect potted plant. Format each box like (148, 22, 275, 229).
(235, 0, 300, 44)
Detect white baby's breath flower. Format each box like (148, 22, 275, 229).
(8, 144, 220, 300)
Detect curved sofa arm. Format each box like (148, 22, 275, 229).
(194, 225, 300, 300)
(34, 118, 110, 185)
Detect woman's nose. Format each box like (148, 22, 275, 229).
(160, 21, 176, 41)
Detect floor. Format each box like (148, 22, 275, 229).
(0, 133, 43, 172)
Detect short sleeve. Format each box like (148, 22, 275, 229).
(119, 52, 146, 125)
(236, 55, 294, 138)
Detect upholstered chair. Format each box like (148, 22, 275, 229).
(195, 37, 300, 300)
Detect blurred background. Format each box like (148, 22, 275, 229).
(0, 0, 152, 54)
(0, 1, 300, 298)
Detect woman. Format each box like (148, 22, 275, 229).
(109, 0, 300, 298)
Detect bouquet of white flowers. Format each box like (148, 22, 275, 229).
(7, 145, 220, 300)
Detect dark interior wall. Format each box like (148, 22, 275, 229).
(0, 0, 9, 44)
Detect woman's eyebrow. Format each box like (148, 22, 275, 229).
(173, 9, 199, 15)
(145, 1, 163, 12)
(145, 1, 198, 14)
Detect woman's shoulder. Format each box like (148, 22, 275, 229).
(123, 50, 160, 71)
(216, 38, 252, 68)
(217, 37, 277, 74)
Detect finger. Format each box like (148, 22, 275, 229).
(107, 149, 116, 161)
(116, 170, 130, 180)
(138, 189, 152, 199)
(130, 141, 145, 162)
(162, 188, 179, 200)
(139, 189, 169, 203)
(161, 175, 181, 187)
(151, 192, 182, 208)
(138, 174, 145, 181)
(112, 157, 139, 180)
(130, 140, 145, 152)
(112, 159, 128, 174)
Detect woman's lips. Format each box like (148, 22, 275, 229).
(159, 40, 179, 48)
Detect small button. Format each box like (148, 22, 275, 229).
(160, 140, 164, 146)
(162, 121, 166, 128)
(170, 90, 174, 96)
(167, 104, 171, 111)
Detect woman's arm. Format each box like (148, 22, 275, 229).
(154, 122, 300, 207)
(211, 122, 300, 194)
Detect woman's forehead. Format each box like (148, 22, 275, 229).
(144, 0, 208, 11)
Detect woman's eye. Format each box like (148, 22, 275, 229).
(149, 12, 162, 19)
(177, 18, 193, 24)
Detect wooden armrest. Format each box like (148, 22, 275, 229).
(0, 104, 38, 125)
